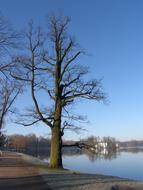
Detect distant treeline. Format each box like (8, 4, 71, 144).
(5, 134, 51, 156)
(119, 140, 143, 147)
(2, 134, 142, 156)
(2, 134, 81, 156)
(1, 134, 118, 155)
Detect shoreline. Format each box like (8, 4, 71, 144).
(0, 151, 143, 190)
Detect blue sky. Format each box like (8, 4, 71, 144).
(1, 0, 143, 141)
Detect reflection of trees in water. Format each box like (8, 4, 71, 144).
(26, 147, 82, 159)
(62, 148, 120, 162)
(62, 147, 82, 156)
(84, 150, 97, 162)
(25, 146, 120, 162)
(120, 147, 143, 154)
(83, 149, 119, 162)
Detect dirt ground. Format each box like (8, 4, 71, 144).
(0, 151, 40, 177)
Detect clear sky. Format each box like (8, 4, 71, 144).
(1, 0, 143, 141)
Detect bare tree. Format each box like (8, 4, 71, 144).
(12, 15, 105, 168)
(0, 14, 19, 77)
(0, 14, 21, 147)
(0, 79, 21, 132)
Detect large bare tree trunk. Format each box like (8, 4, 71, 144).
(50, 126, 63, 168)
(50, 99, 63, 168)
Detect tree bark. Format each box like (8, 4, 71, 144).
(50, 99, 63, 168)
(50, 126, 63, 168)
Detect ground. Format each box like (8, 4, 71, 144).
(0, 151, 143, 190)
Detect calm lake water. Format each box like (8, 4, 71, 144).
(42, 149, 143, 180)
(40, 149, 143, 180)
(62, 150, 143, 180)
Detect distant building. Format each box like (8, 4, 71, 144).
(90, 139, 118, 154)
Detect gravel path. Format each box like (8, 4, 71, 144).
(0, 176, 51, 190)
(41, 173, 143, 190)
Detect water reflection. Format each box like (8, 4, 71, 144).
(33, 147, 119, 162)
(120, 147, 143, 154)
(33, 146, 143, 162)
(83, 149, 120, 162)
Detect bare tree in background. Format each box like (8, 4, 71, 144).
(0, 14, 19, 77)
(12, 15, 105, 168)
(0, 14, 21, 147)
(0, 79, 21, 130)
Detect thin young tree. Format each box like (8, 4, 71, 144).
(12, 15, 105, 168)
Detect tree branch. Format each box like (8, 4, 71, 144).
(60, 51, 81, 81)
(31, 53, 53, 128)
